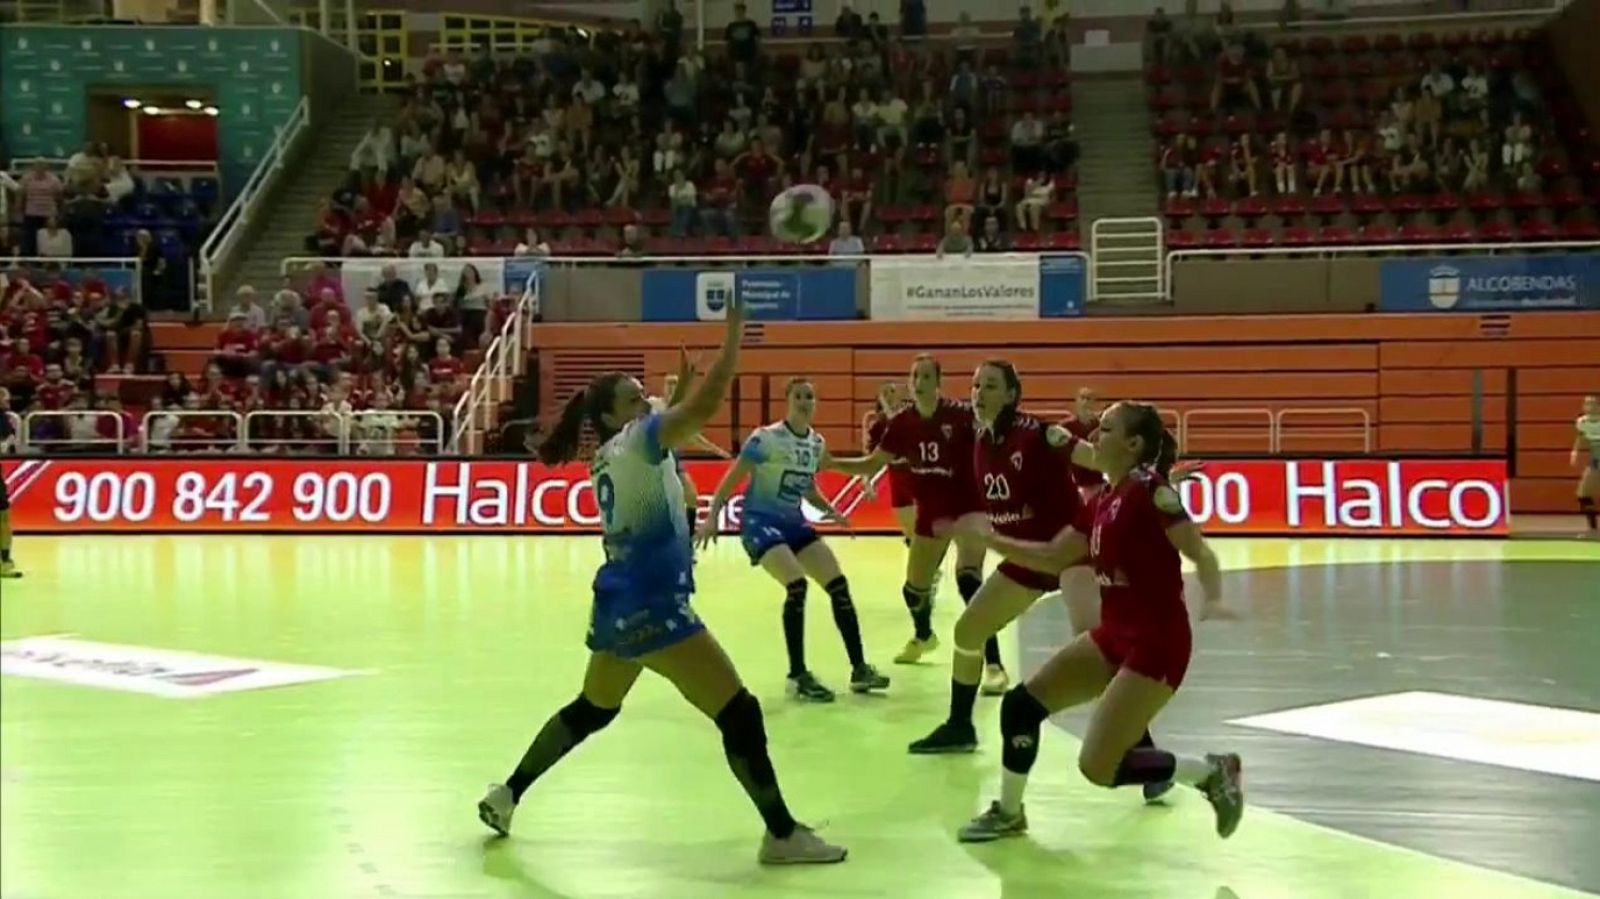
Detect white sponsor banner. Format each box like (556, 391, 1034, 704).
(0, 635, 358, 699)
(338, 257, 505, 306)
(869, 254, 1040, 320)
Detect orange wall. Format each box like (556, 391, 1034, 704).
(531, 312, 1600, 514)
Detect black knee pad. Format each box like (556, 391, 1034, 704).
(714, 688, 767, 754)
(784, 579, 807, 609)
(822, 575, 851, 604)
(1000, 684, 1048, 734)
(560, 695, 620, 737)
(956, 568, 983, 602)
(1581, 497, 1596, 509)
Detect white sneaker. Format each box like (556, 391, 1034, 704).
(758, 824, 848, 865)
(981, 664, 1010, 696)
(477, 782, 516, 836)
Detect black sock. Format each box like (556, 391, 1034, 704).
(1112, 747, 1178, 787)
(823, 576, 866, 668)
(0, 548, 9, 563)
(902, 583, 934, 640)
(783, 580, 808, 677)
(1136, 729, 1155, 750)
(949, 678, 979, 728)
(717, 689, 798, 839)
(506, 696, 619, 802)
(685, 506, 697, 536)
(956, 568, 1002, 667)
(1000, 684, 1049, 774)
(903, 536, 911, 548)
(1581, 497, 1597, 530)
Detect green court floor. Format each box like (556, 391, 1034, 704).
(2, 535, 1597, 899)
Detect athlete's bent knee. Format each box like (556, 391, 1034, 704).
(714, 688, 767, 754)
(1077, 749, 1119, 788)
(561, 695, 621, 736)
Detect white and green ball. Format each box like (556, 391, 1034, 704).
(769, 183, 836, 244)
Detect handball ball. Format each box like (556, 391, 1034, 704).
(769, 184, 835, 244)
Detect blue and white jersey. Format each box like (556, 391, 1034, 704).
(590, 413, 692, 592)
(740, 421, 825, 524)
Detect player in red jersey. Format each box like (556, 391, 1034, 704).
(948, 401, 1243, 842)
(1056, 386, 1107, 636)
(863, 381, 914, 541)
(906, 360, 1089, 753)
(830, 355, 1001, 685)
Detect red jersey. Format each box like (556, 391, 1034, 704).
(879, 397, 980, 514)
(864, 411, 907, 470)
(216, 328, 259, 355)
(1060, 416, 1103, 489)
(973, 414, 1079, 543)
(429, 355, 465, 383)
(36, 379, 76, 410)
(1078, 469, 1190, 637)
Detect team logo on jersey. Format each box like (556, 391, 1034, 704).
(1010, 451, 1024, 470)
(941, 424, 953, 440)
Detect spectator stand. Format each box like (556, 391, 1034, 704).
(1146, 8, 1599, 252)
(198, 97, 311, 312)
(450, 263, 540, 454)
(1165, 237, 1600, 299)
(12, 408, 444, 456)
(6, 156, 221, 309)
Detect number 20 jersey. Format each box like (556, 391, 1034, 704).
(974, 414, 1081, 542)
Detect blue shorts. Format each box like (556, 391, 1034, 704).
(587, 584, 705, 660)
(740, 516, 821, 566)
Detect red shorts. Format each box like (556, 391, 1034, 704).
(912, 497, 982, 539)
(1089, 620, 1193, 688)
(887, 468, 915, 510)
(995, 560, 1060, 592)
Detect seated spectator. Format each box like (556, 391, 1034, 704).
(1462, 138, 1491, 192)
(1265, 45, 1302, 114)
(976, 216, 1009, 252)
(19, 159, 63, 257)
(699, 160, 741, 237)
(1306, 129, 1336, 196)
(412, 146, 448, 195)
(1341, 129, 1375, 195)
(1434, 137, 1463, 192)
(1162, 135, 1198, 199)
(936, 218, 974, 258)
(311, 311, 355, 377)
(355, 287, 394, 348)
(1267, 132, 1297, 195)
(541, 146, 580, 211)
(455, 263, 496, 345)
(431, 197, 463, 243)
(96, 291, 146, 374)
(1503, 113, 1534, 169)
(1389, 134, 1430, 193)
(946, 106, 976, 169)
(413, 263, 449, 308)
(616, 223, 648, 258)
(943, 160, 977, 227)
(37, 216, 73, 259)
(1415, 83, 1443, 148)
(161, 371, 194, 409)
(104, 157, 136, 205)
(609, 145, 642, 208)
(1211, 42, 1260, 112)
(1009, 111, 1045, 173)
(262, 324, 311, 385)
(1514, 161, 1541, 194)
(1458, 66, 1489, 114)
(213, 312, 262, 378)
(828, 221, 865, 255)
(350, 120, 396, 174)
(667, 170, 698, 236)
(514, 227, 551, 257)
(234, 285, 268, 331)
(409, 228, 446, 258)
(1227, 136, 1259, 198)
(976, 166, 1009, 234)
(1012, 6, 1043, 70)
(1016, 172, 1054, 232)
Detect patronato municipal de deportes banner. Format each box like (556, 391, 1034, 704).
(2, 457, 1509, 536)
(1378, 253, 1599, 312)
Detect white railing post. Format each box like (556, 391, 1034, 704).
(1091, 217, 1165, 303)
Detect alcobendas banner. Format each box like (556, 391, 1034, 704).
(2, 457, 1509, 536)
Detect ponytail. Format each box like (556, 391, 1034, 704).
(538, 391, 590, 466)
(536, 371, 628, 466)
(1124, 401, 1177, 479)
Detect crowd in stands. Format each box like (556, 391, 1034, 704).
(310, 0, 1081, 258)
(1, 149, 212, 308)
(1147, 11, 1600, 245)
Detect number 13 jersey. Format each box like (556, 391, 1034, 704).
(879, 398, 981, 521)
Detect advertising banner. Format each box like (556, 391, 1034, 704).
(2, 457, 1508, 536)
(640, 267, 857, 321)
(1378, 253, 1600, 312)
(869, 254, 1086, 320)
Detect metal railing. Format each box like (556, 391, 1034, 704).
(1, 412, 20, 453)
(17, 411, 126, 455)
(1276, 407, 1373, 454)
(1165, 240, 1600, 300)
(450, 272, 539, 454)
(351, 410, 445, 455)
(1282, 1, 1561, 30)
(243, 410, 348, 454)
(1181, 408, 1278, 455)
(199, 95, 311, 313)
(1, 257, 144, 303)
(142, 410, 242, 454)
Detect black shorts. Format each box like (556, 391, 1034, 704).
(0, 475, 9, 512)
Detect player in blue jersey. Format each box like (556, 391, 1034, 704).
(478, 298, 847, 866)
(698, 377, 892, 702)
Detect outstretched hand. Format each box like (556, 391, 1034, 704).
(693, 518, 720, 550)
(1171, 460, 1206, 484)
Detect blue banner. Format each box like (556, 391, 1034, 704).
(641, 267, 858, 322)
(1039, 254, 1087, 318)
(1378, 254, 1600, 312)
(503, 257, 546, 295)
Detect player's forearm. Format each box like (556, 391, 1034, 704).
(827, 450, 886, 477)
(982, 529, 1081, 572)
(1188, 540, 1222, 607)
(705, 463, 746, 518)
(805, 486, 841, 519)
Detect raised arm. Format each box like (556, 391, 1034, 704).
(656, 298, 745, 451)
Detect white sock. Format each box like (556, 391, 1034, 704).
(1174, 754, 1212, 787)
(999, 770, 1030, 815)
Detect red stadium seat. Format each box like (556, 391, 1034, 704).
(1234, 196, 1269, 222)
(1042, 231, 1080, 251)
(1397, 223, 1440, 244)
(1046, 200, 1078, 222)
(1274, 195, 1308, 221)
(1390, 194, 1426, 217)
(1429, 193, 1463, 216)
(1350, 194, 1387, 218)
(1518, 219, 1560, 241)
(1167, 229, 1201, 249)
(1440, 221, 1476, 243)
(1319, 225, 1356, 245)
(1164, 195, 1197, 220)
(1011, 232, 1043, 250)
(1479, 220, 1516, 242)
(872, 234, 904, 253)
(1359, 223, 1396, 244)
(1281, 226, 1316, 246)
(1240, 227, 1275, 248)
(1310, 194, 1346, 218)
(1563, 219, 1600, 240)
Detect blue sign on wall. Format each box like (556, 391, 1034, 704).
(1379, 254, 1600, 312)
(642, 267, 857, 321)
(1039, 254, 1087, 318)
